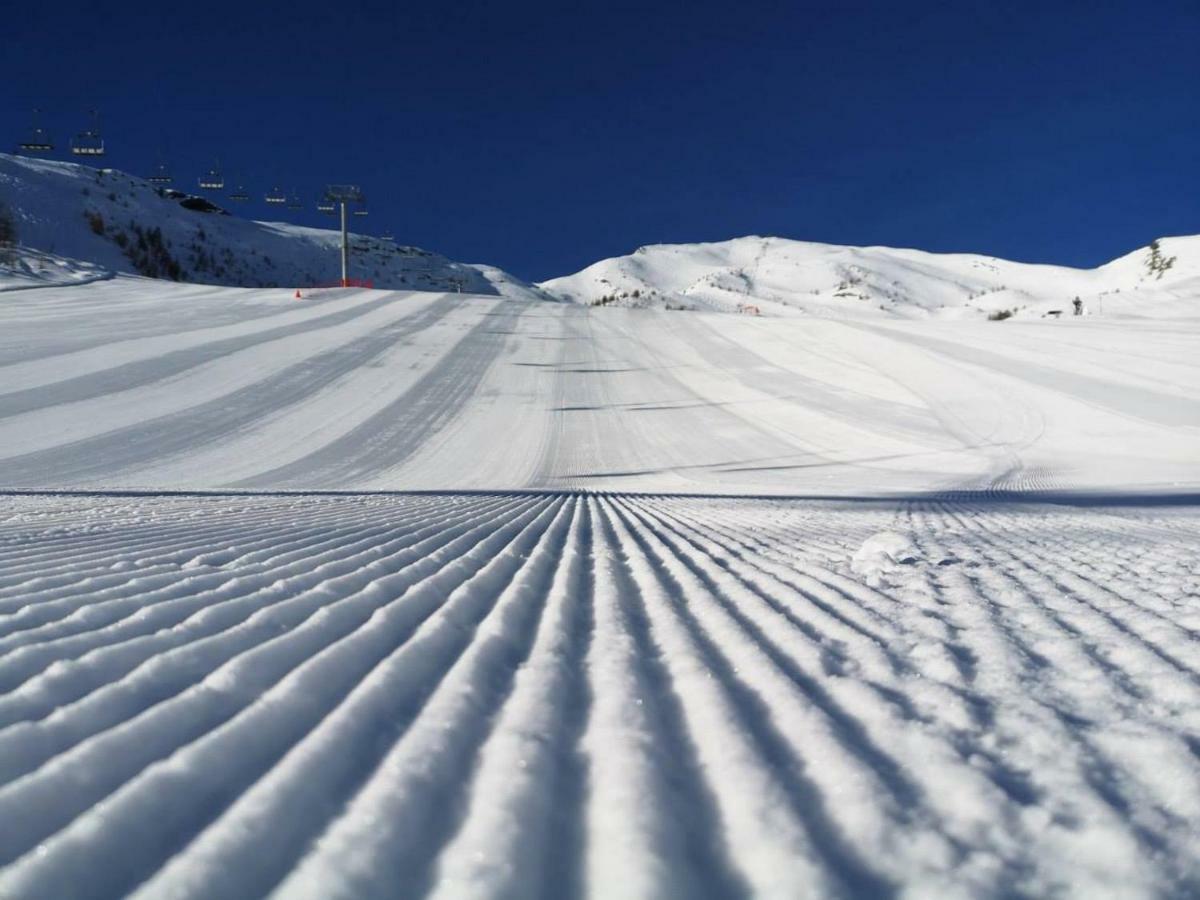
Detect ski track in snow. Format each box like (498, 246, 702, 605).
(1, 281, 1199, 897)
(0, 492, 1197, 898)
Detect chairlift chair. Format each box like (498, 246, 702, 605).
(199, 163, 224, 190)
(265, 186, 286, 204)
(228, 178, 249, 202)
(70, 110, 105, 157)
(352, 203, 369, 218)
(286, 191, 302, 210)
(17, 109, 54, 154)
(317, 198, 336, 214)
(148, 162, 173, 186)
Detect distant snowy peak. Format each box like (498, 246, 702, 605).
(538, 234, 1200, 319)
(0, 153, 553, 300)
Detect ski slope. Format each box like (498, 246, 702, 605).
(1, 276, 1199, 897)
(1, 492, 1198, 898)
(1, 277, 1198, 493)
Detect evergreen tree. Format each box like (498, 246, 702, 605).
(1146, 240, 1177, 280)
(0, 201, 16, 247)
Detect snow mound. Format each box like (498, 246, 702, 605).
(851, 531, 920, 584)
(0, 246, 112, 292)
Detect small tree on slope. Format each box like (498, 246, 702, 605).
(1146, 239, 1177, 280)
(0, 201, 17, 266)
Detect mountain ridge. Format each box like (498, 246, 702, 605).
(3, 153, 1196, 319)
(0, 153, 553, 300)
(537, 233, 1200, 319)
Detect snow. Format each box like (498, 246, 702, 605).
(0, 278, 1195, 493)
(0, 153, 552, 300)
(0, 248, 112, 293)
(1, 166, 1199, 895)
(538, 234, 1200, 320)
(0, 493, 1198, 898)
(850, 531, 919, 585)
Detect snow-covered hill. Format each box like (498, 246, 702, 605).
(539, 234, 1200, 319)
(7, 153, 1197, 321)
(0, 153, 552, 299)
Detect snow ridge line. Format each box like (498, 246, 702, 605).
(0, 495, 550, 869)
(0, 493, 490, 629)
(133, 496, 576, 900)
(2, 486, 1198, 506)
(894, 500, 1200, 895)
(0, 496, 518, 722)
(937, 501, 1200, 665)
(0, 494, 453, 597)
(606, 496, 916, 896)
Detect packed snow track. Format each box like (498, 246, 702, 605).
(1, 491, 1198, 898)
(1, 281, 1198, 494)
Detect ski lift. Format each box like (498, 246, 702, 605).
(198, 162, 224, 190)
(286, 191, 302, 210)
(317, 198, 336, 214)
(147, 161, 173, 186)
(17, 108, 54, 154)
(265, 185, 286, 204)
(381, 230, 395, 243)
(228, 178, 249, 202)
(70, 110, 105, 157)
(352, 202, 369, 218)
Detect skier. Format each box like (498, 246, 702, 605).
(1072, 297, 1084, 316)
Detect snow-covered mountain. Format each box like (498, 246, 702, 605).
(539, 234, 1200, 319)
(0, 153, 553, 300)
(5, 152, 1197, 320)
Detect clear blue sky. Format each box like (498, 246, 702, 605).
(3, 0, 1197, 280)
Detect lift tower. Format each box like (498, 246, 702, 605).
(322, 185, 367, 286)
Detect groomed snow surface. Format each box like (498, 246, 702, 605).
(2, 279, 1198, 494)
(1, 277, 1199, 898)
(1, 493, 1199, 899)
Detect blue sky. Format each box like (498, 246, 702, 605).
(3, 0, 1197, 280)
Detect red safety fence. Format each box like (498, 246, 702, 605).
(315, 278, 374, 289)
